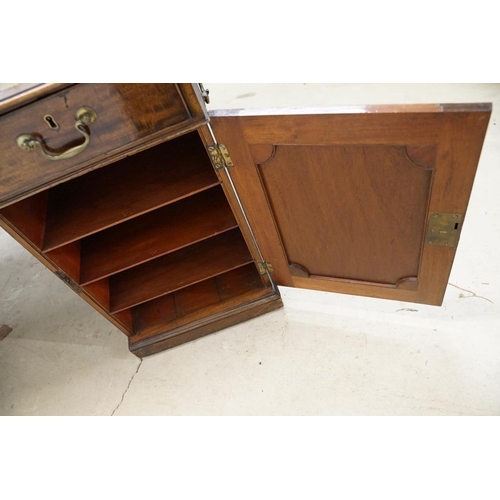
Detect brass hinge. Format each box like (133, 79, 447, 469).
(426, 212, 464, 247)
(256, 261, 274, 275)
(207, 144, 234, 170)
(198, 83, 210, 104)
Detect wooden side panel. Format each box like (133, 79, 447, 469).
(0, 190, 48, 249)
(0, 217, 132, 336)
(210, 105, 491, 305)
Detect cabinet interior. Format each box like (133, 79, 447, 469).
(0, 131, 268, 338)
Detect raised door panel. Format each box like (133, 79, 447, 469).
(209, 104, 491, 305)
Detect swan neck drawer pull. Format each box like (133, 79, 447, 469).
(16, 107, 97, 161)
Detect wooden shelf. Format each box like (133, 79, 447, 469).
(79, 186, 237, 285)
(109, 229, 253, 313)
(132, 264, 266, 338)
(42, 132, 218, 251)
(130, 287, 279, 356)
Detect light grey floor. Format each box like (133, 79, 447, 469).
(1, 84, 499, 415)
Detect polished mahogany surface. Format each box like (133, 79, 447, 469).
(209, 104, 491, 305)
(0, 83, 207, 207)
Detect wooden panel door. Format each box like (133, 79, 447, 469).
(208, 104, 491, 305)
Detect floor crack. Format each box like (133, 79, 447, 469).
(111, 358, 143, 416)
(448, 283, 494, 304)
(0, 275, 12, 295)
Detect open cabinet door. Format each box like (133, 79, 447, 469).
(208, 103, 491, 306)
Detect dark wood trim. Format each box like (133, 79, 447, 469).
(209, 102, 492, 118)
(0, 84, 74, 115)
(129, 290, 283, 357)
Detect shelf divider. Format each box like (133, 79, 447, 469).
(43, 133, 218, 251)
(79, 186, 237, 285)
(109, 229, 253, 313)
(132, 263, 267, 338)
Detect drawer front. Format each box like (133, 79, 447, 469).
(0, 83, 208, 207)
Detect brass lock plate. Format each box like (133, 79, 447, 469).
(426, 213, 463, 247)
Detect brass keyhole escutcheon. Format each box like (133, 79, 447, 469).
(44, 115, 59, 130)
(426, 213, 463, 247)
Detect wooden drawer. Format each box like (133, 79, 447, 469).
(0, 83, 208, 207)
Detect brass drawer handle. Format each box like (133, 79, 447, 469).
(16, 107, 97, 161)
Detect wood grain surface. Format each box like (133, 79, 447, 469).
(210, 104, 491, 305)
(42, 132, 218, 250)
(109, 228, 253, 312)
(0, 83, 208, 207)
(79, 186, 237, 284)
